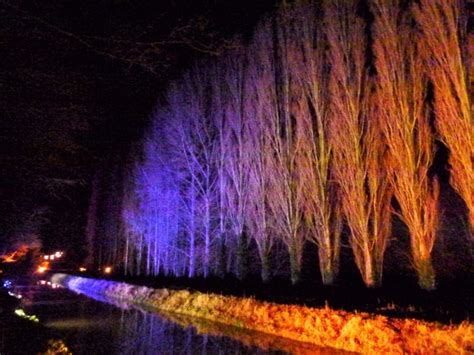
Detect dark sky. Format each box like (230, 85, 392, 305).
(0, 0, 275, 255)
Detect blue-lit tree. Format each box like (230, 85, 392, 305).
(94, 0, 473, 289)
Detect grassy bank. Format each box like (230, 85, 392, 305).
(51, 273, 473, 354)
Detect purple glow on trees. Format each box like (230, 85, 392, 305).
(244, 32, 275, 283)
(88, 0, 472, 288)
(266, 12, 307, 285)
(219, 48, 253, 279)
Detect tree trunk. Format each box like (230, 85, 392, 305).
(319, 248, 338, 285)
(203, 200, 211, 278)
(215, 235, 226, 279)
(416, 256, 436, 291)
(362, 248, 382, 288)
(236, 230, 248, 281)
(289, 241, 301, 285)
(260, 248, 271, 283)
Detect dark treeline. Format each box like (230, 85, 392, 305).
(88, 0, 473, 290)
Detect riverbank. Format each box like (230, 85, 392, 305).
(72, 270, 474, 323)
(52, 273, 473, 354)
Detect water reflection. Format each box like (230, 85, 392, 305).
(159, 312, 347, 355)
(116, 310, 277, 355)
(19, 282, 349, 354)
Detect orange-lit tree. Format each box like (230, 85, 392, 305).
(326, 0, 393, 288)
(256, 16, 306, 285)
(371, 0, 440, 290)
(413, 0, 473, 236)
(290, 1, 342, 285)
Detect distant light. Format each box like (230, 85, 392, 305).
(44, 255, 49, 260)
(55, 251, 62, 258)
(15, 309, 39, 322)
(36, 261, 49, 274)
(47, 281, 51, 285)
(50, 255, 55, 260)
(9, 291, 22, 299)
(79, 267, 87, 272)
(104, 266, 112, 274)
(40, 280, 46, 285)
(3, 280, 12, 289)
(15, 309, 26, 316)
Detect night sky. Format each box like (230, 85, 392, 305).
(0, 0, 276, 256)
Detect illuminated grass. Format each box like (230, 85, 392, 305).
(52, 273, 473, 354)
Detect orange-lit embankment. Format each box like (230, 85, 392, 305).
(51, 273, 473, 354)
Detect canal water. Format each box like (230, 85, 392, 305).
(9, 279, 346, 354)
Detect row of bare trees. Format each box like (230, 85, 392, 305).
(106, 0, 472, 290)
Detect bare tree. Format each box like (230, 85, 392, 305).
(206, 60, 229, 277)
(219, 48, 254, 280)
(244, 32, 276, 282)
(263, 13, 307, 284)
(371, 0, 440, 290)
(325, 0, 393, 288)
(290, 1, 342, 285)
(167, 70, 218, 278)
(413, 0, 473, 236)
(133, 127, 183, 277)
(166, 82, 203, 277)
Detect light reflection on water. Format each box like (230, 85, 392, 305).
(21, 283, 349, 355)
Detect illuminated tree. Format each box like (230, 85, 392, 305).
(413, 0, 473, 236)
(253, 17, 306, 284)
(121, 170, 142, 276)
(166, 74, 218, 278)
(244, 30, 276, 282)
(123, 167, 148, 276)
(132, 127, 183, 276)
(208, 60, 229, 277)
(325, 0, 393, 288)
(219, 48, 256, 280)
(289, 2, 342, 285)
(371, 0, 440, 290)
(109, 0, 474, 287)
